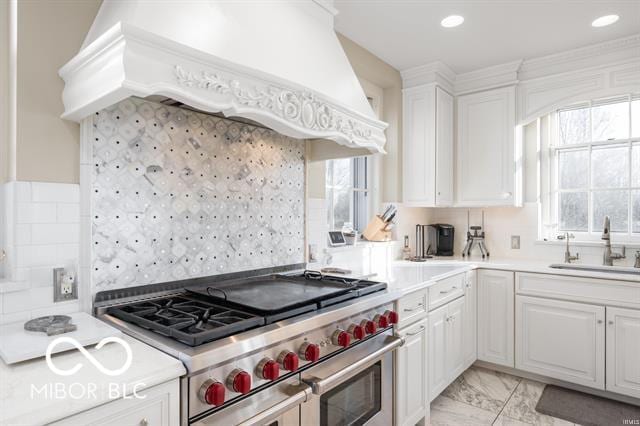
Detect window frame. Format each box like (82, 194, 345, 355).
(547, 94, 640, 243)
(326, 156, 373, 232)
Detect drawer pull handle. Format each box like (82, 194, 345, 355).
(403, 303, 423, 312)
(439, 286, 457, 294)
(405, 326, 425, 336)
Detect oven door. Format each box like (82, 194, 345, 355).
(300, 333, 403, 426)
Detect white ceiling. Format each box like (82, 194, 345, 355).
(334, 0, 640, 73)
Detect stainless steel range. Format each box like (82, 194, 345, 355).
(95, 264, 402, 426)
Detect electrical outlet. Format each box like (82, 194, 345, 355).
(53, 267, 78, 302)
(511, 235, 521, 250)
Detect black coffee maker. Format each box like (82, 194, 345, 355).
(426, 224, 455, 256)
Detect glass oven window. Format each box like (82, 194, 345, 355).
(320, 362, 382, 426)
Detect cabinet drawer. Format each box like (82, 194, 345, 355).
(396, 289, 428, 327)
(516, 273, 640, 309)
(429, 274, 464, 311)
(52, 380, 179, 426)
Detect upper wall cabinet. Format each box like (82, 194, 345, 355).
(403, 84, 454, 207)
(456, 86, 522, 206)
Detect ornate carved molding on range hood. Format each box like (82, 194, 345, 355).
(58, 1, 387, 154)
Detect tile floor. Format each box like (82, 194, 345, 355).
(430, 366, 578, 425)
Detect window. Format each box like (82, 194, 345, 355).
(550, 96, 640, 241)
(326, 157, 370, 232)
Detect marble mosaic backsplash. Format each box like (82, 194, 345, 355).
(91, 97, 305, 289)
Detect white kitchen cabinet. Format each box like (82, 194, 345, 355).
(428, 303, 448, 402)
(429, 296, 466, 401)
(477, 270, 514, 367)
(402, 84, 454, 207)
(462, 271, 477, 368)
(606, 307, 640, 398)
(395, 319, 429, 426)
(456, 86, 521, 206)
(51, 379, 180, 426)
(515, 296, 605, 389)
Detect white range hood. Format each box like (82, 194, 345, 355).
(59, 0, 387, 154)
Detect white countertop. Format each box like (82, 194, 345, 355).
(366, 256, 640, 297)
(0, 334, 185, 425)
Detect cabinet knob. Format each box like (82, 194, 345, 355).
(608, 320, 614, 325)
(597, 320, 603, 324)
(140, 419, 148, 426)
(502, 192, 512, 199)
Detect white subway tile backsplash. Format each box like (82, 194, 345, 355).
(14, 181, 32, 203)
(56, 244, 79, 265)
(31, 182, 80, 203)
(16, 202, 57, 224)
(15, 224, 32, 245)
(29, 267, 53, 288)
(57, 203, 80, 223)
(16, 244, 59, 268)
(32, 224, 79, 245)
(2, 286, 52, 313)
(2, 181, 82, 323)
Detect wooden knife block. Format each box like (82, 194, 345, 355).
(362, 215, 392, 242)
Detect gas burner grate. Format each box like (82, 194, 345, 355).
(108, 295, 264, 346)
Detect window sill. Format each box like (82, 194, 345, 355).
(535, 239, 640, 249)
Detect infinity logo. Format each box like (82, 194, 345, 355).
(45, 336, 133, 377)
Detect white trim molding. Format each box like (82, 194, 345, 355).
(401, 34, 640, 124)
(59, 22, 388, 154)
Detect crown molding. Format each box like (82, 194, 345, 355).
(519, 33, 640, 81)
(400, 34, 640, 97)
(454, 59, 523, 95)
(400, 61, 456, 92)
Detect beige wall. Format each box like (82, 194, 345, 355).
(336, 34, 403, 203)
(12, 0, 100, 184)
(306, 34, 404, 202)
(1, 0, 10, 183)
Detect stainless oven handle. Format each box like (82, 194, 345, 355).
(303, 335, 403, 395)
(237, 383, 312, 426)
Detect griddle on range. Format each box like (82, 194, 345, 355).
(185, 274, 353, 323)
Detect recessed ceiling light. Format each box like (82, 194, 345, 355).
(591, 14, 619, 27)
(441, 15, 464, 28)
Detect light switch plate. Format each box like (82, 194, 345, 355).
(53, 267, 78, 302)
(511, 235, 521, 250)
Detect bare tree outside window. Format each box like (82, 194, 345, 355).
(554, 96, 640, 239)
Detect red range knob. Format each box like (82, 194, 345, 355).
(361, 319, 377, 335)
(199, 379, 225, 406)
(277, 351, 299, 372)
(226, 369, 251, 394)
(375, 313, 390, 328)
(385, 310, 399, 324)
(332, 329, 351, 347)
(256, 358, 280, 381)
(348, 324, 366, 340)
(299, 342, 321, 362)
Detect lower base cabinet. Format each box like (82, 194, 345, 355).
(395, 319, 428, 426)
(515, 295, 605, 389)
(606, 307, 640, 398)
(51, 379, 180, 425)
(429, 296, 466, 401)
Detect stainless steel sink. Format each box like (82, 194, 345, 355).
(549, 264, 640, 276)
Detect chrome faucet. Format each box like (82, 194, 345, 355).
(635, 251, 640, 268)
(602, 216, 625, 266)
(561, 232, 579, 263)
